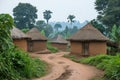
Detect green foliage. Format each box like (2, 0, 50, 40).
(0, 14, 14, 52)
(65, 54, 120, 80)
(67, 15, 75, 25)
(54, 23, 62, 32)
(13, 3, 38, 29)
(47, 42, 58, 53)
(61, 26, 78, 38)
(78, 54, 120, 80)
(0, 14, 47, 80)
(80, 55, 112, 69)
(21, 28, 29, 33)
(110, 25, 120, 43)
(0, 47, 47, 80)
(91, 19, 107, 36)
(95, 0, 120, 29)
(44, 24, 54, 37)
(43, 10, 52, 24)
(105, 55, 120, 80)
(36, 20, 46, 31)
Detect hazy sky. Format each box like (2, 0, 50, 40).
(0, 0, 98, 22)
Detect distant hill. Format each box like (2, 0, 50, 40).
(49, 20, 88, 30)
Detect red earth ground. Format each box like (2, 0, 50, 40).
(31, 52, 104, 80)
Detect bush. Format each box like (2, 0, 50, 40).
(80, 55, 112, 69)
(0, 47, 47, 80)
(47, 42, 58, 53)
(79, 54, 120, 80)
(0, 14, 47, 80)
(105, 55, 120, 80)
(65, 54, 120, 80)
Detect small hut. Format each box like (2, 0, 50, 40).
(68, 23, 109, 56)
(26, 28, 47, 52)
(11, 27, 30, 51)
(50, 35, 68, 51)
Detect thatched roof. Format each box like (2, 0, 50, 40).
(11, 27, 30, 39)
(50, 35, 68, 44)
(26, 28, 47, 40)
(68, 23, 109, 41)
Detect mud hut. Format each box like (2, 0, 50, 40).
(68, 23, 109, 56)
(26, 28, 47, 52)
(50, 35, 68, 51)
(11, 27, 30, 51)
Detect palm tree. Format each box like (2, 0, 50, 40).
(67, 15, 75, 27)
(43, 10, 52, 24)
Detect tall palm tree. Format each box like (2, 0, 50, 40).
(67, 15, 75, 27)
(43, 10, 52, 24)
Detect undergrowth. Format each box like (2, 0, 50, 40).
(47, 42, 58, 53)
(64, 54, 120, 80)
(0, 47, 48, 80)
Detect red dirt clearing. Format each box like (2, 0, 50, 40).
(31, 52, 104, 80)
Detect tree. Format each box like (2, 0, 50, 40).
(91, 19, 107, 36)
(54, 23, 62, 32)
(67, 15, 75, 27)
(95, 0, 120, 28)
(0, 14, 14, 52)
(71, 26, 78, 34)
(43, 10, 52, 24)
(44, 24, 53, 37)
(36, 20, 46, 31)
(13, 3, 37, 29)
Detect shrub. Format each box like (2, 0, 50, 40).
(0, 47, 48, 80)
(65, 54, 120, 80)
(80, 55, 112, 69)
(0, 14, 47, 80)
(47, 42, 58, 53)
(79, 54, 120, 80)
(105, 55, 120, 80)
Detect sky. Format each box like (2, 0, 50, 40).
(0, 0, 98, 22)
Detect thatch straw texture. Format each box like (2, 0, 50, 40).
(50, 35, 68, 44)
(68, 23, 109, 41)
(11, 27, 30, 39)
(26, 28, 47, 40)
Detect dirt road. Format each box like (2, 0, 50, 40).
(31, 52, 103, 80)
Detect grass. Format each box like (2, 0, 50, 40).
(47, 42, 58, 53)
(64, 54, 120, 80)
(0, 47, 48, 80)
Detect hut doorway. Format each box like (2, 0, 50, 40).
(82, 42, 89, 55)
(28, 41, 33, 52)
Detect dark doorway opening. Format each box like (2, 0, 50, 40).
(82, 42, 89, 56)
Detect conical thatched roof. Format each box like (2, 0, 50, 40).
(50, 35, 68, 44)
(11, 27, 30, 39)
(68, 23, 109, 41)
(26, 28, 47, 40)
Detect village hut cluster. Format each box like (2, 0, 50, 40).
(11, 23, 109, 56)
(11, 27, 47, 52)
(49, 35, 68, 51)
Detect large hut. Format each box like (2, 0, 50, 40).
(68, 23, 109, 56)
(50, 35, 68, 51)
(26, 28, 47, 52)
(11, 27, 30, 51)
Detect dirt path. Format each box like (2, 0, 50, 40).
(31, 52, 103, 80)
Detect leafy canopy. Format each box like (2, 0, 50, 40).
(95, 0, 120, 28)
(13, 3, 38, 29)
(0, 14, 14, 52)
(43, 10, 52, 24)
